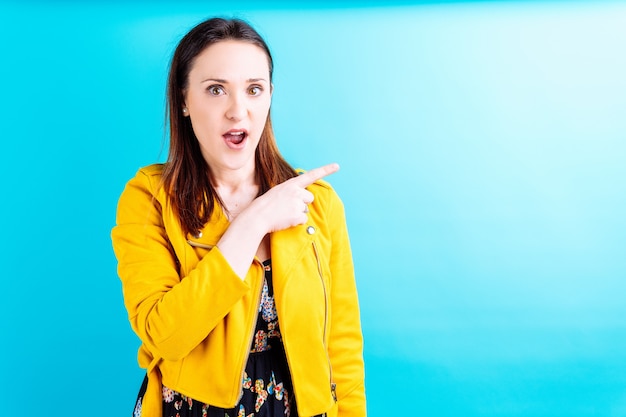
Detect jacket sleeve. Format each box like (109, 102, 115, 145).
(326, 190, 367, 416)
(111, 169, 251, 361)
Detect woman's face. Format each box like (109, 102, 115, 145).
(183, 40, 272, 176)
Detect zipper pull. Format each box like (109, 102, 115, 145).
(331, 382, 337, 402)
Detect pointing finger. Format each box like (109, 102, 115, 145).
(293, 163, 340, 187)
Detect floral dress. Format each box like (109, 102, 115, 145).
(133, 260, 307, 417)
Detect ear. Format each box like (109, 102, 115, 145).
(181, 90, 190, 117)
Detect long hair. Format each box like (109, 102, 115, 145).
(162, 18, 297, 236)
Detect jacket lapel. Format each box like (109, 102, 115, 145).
(270, 223, 315, 289)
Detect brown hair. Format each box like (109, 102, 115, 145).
(162, 17, 296, 236)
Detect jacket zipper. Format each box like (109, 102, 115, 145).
(236, 259, 264, 403)
(312, 241, 337, 403)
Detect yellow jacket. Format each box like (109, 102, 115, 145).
(111, 164, 366, 417)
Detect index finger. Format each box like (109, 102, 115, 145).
(293, 163, 340, 187)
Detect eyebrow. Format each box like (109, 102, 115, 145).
(201, 78, 268, 83)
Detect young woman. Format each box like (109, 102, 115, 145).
(112, 17, 365, 417)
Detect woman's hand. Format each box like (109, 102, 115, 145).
(251, 163, 340, 233)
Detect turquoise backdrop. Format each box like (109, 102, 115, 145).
(1, 1, 625, 416)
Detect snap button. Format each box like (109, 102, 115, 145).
(306, 226, 315, 235)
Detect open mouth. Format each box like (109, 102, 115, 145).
(223, 130, 248, 148)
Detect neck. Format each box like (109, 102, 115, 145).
(212, 167, 259, 220)
(211, 164, 257, 191)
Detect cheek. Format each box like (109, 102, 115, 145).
(253, 99, 271, 120)
(189, 114, 220, 143)
(190, 107, 220, 128)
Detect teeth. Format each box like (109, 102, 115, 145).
(230, 131, 244, 135)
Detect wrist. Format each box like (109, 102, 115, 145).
(232, 203, 268, 240)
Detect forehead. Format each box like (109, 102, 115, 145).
(189, 40, 270, 80)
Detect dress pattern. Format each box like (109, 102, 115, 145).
(133, 260, 301, 417)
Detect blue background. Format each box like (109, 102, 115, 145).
(1, 1, 625, 416)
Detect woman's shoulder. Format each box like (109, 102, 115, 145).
(115, 164, 168, 225)
(117, 163, 166, 202)
(136, 163, 165, 178)
(127, 163, 165, 187)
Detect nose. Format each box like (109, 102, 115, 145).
(225, 93, 247, 121)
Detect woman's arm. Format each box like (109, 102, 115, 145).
(112, 168, 251, 362)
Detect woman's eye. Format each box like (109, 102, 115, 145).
(208, 85, 224, 96)
(248, 86, 263, 96)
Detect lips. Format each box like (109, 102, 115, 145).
(223, 129, 248, 149)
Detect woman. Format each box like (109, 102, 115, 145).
(112, 17, 365, 417)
